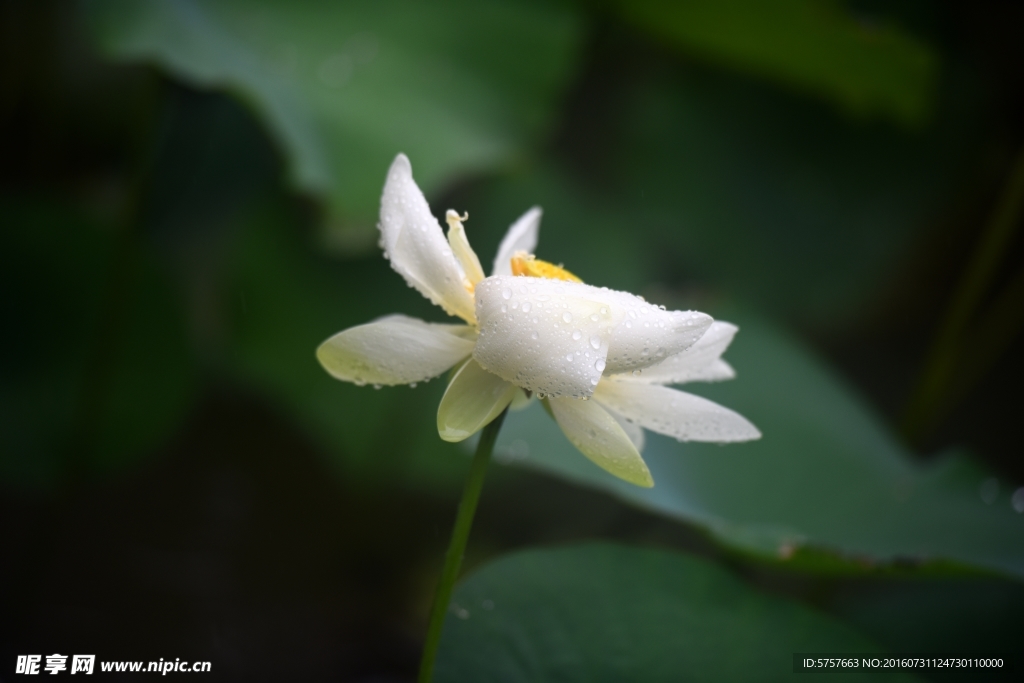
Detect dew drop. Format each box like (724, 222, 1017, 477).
(562, 312, 573, 323)
(566, 353, 574, 362)
(572, 330, 582, 340)
(501, 287, 512, 300)
(531, 331, 539, 340)
(500, 304, 507, 313)
(590, 314, 599, 322)
(595, 359, 606, 372)
(589, 336, 601, 350)
(522, 302, 532, 313)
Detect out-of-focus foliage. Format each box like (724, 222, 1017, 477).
(827, 576, 1024, 658)
(0, 201, 197, 485)
(221, 197, 471, 491)
(467, 74, 978, 327)
(436, 543, 917, 682)
(82, 0, 583, 244)
(617, 0, 936, 125)
(5, 0, 1024, 677)
(494, 311, 1024, 578)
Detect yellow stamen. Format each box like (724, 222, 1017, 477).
(510, 252, 583, 283)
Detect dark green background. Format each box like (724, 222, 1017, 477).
(3, 1, 1022, 680)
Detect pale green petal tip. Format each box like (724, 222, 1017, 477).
(630, 460, 655, 488)
(543, 398, 655, 488)
(606, 454, 654, 488)
(437, 422, 474, 443)
(436, 359, 517, 444)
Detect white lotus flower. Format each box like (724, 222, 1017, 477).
(317, 154, 759, 487)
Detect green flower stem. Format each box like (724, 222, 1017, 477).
(418, 408, 508, 683)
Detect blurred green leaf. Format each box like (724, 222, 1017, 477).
(0, 200, 197, 486)
(82, 0, 583, 243)
(436, 543, 916, 682)
(493, 311, 1024, 578)
(617, 0, 936, 125)
(826, 576, 1024, 680)
(620, 72, 978, 326)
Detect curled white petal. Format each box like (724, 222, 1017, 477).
(595, 288, 712, 375)
(378, 154, 476, 323)
(473, 277, 615, 398)
(492, 206, 541, 276)
(594, 380, 761, 443)
(316, 314, 474, 386)
(473, 276, 712, 395)
(616, 321, 738, 385)
(548, 397, 653, 487)
(437, 359, 518, 442)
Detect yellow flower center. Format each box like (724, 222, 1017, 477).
(511, 252, 583, 283)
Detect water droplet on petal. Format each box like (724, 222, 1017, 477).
(572, 330, 582, 340)
(522, 302, 532, 313)
(562, 312, 572, 323)
(590, 335, 601, 350)
(531, 331, 539, 340)
(501, 287, 512, 300)
(595, 359, 606, 372)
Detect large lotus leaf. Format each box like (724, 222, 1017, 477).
(0, 201, 198, 486)
(82, 0, 583, 242)
(492, 311, 1024, 578)
(617, 0, 936, 125)
(436, 543, 917, 682)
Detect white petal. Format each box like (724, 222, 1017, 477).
(548, 397, 653, 487)
(473, 275, 713, 394)
(596, 288, 712, 375)
(609, 409, 646, 452)
(437, 359, 518, 442)
(316, 314, 474, 386)
(492, 206, 541, 276)
(378, 154, 476, 323)
(473, 276, 616, 398)
(616, 321, 738, 385)
(594, 380, 761, 442)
